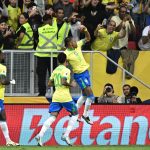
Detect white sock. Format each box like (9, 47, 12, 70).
(0, 121, 11, 143)
(83, 98, 92, 117)
(76, 96, 87, 110)
(64, 114, 78, 137)
(38, 116, 56, 138)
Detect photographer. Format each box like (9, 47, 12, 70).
(97, 83, 119, 103)
(129, 86, 142, 104)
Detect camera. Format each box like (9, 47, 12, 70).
(105, 87, 112, 93)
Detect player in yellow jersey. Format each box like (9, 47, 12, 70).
(36, 53, 78, 146)
(64, 25, 94, 125)
(0, 51, 19, 146)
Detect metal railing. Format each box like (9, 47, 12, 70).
(3, 50, 150, 97)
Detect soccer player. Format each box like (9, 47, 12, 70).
(64, 25, 94, 125)
(35, 52, 78, 146)
(0, 51, 19, 146)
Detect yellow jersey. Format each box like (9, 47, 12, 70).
(0, 64, 6, 100)
(64, 40, 89, 74)
(91, 28, 119, 51)
(50, 65, 72, 102)
(7, 5, 21, 31)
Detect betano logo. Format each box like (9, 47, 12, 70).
(19, 108, 150, 145)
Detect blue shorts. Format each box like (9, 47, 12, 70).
(0, 99, 4, 112)
(74, 70, 91, 90)
(49, 101, 78, 114)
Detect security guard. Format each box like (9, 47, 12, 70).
(16, 12, 34, 50)
(55, 8, 71, 50)
(35, 14, 58, 96)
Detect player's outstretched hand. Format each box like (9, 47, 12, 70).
(10, 79, 15, 84)
(71, 80, 77, 87)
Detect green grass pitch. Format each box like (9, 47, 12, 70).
(0, 146, 150, 150)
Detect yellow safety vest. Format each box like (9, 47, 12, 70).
(57, 21, 71, 50)
(17, 22, 34, 50)
(35, 24, 58, 57)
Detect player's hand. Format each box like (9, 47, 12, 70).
(10, 79, 15, 84)
(71, 80, 77, 87)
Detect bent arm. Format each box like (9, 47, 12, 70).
(0, 75, 10, 85)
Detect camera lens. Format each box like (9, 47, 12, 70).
(106, 87, 111, 92)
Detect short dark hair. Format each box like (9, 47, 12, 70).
(104, 83, 113, 89)
(27, 2, 37, 9)
(0, 18, 6, 24)
(56, 7, 64, 13)
(21, 12, 29, 19)
(45, 4, 53, 10)
(123, 84, 130, 89)
(43, 14, 52, 22)
(57, 52, 67, 64)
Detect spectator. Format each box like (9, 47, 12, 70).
(106, 6, 136, 74)
(0, 19, 14, 50)
(55, 7, 72, 50)
(81, 0, 107, 50)
(129, 86, 142, 104)
(53, 0, 74, 18)
(111, 6, 136, 51)
(130, 0, 147, 42)
(97, 83, 119, 103)
(35, 14, 57, 96)
(91, 20, 126, 51)
(15, 12, 34, 49)
(69, 12, 81, 41)
(117, 84, 131, 103)
(144, 0, 150, 26)
(2, 0, 21, 31)
(27, 2, 42, 49)
(21, 0, 33, 12)
(138, 25, 150, 50)
(45, 4, 54, 16)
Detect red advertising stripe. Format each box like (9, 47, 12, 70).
(0, 105, 150, 145)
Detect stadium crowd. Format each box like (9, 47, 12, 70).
(0, 0, 149, 99)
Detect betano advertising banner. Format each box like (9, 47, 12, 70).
(0, 104, 150, 145)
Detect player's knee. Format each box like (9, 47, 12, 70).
(88, 94, 95, 101)
(86, 95, 95, 105)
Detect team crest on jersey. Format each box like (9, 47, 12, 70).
(84, 79, 89, 84)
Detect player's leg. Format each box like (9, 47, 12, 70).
(76, 70, 94, 125)
(61, 101, 78, 146)
(73, 73, 87, 110)
(82, 87, 94, 125)
(0, 100, 19, 146)
(36, 102, 61, 146)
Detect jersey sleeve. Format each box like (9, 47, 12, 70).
(61, 69, 70, 79)
(0, 67, 6, 76)
(77, 39, 86, 48)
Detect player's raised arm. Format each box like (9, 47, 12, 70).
(79, 25, 91, 42)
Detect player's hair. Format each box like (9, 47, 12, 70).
(57, 52, 66, 64)
(64, 37, 72, 47)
